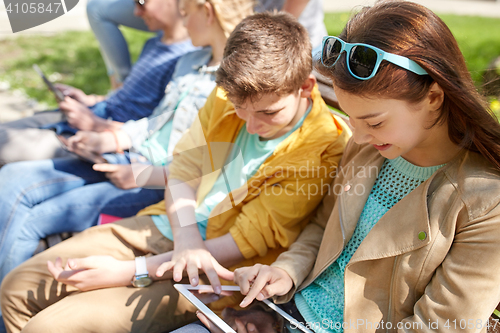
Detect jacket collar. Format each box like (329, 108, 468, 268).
(299, 145, 485, 291)
(341, 146, 472, 264)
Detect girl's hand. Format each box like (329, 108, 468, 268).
(234, 264, 293, 308)
(47, 255, 135, 291)
(156, 243, 233, 294)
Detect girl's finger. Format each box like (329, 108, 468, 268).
(239, 269, 271, 308)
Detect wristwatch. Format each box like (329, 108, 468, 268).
(132, 256, 153, 288)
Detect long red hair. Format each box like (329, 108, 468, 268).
(318, 0, 500, 169)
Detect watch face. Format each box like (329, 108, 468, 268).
(133, 276, 153, 288)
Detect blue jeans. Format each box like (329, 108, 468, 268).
(172, 321, 209, 333)
(86, 0, 151, 82)
(0, 157, 164, 285)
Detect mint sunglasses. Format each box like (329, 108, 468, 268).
(321, 36, 428, 80)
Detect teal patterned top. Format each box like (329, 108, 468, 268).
(294, 156, 444, 333)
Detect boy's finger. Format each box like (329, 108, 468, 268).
(47, 257, 63, 278)
(156, 261, 175, 277)
(66, 257, 100, 270)
(66, 134, 81, 147)
(74, 142, 87, 151)
(54, 83, 71, 92)
(93, 163, 118, 173)
(61, 96, 76, 106)
(54, 268, 87, 282)
(172, 260, 186, 282)
(58, 100, 69, 109)
(212, 260, 234, 281)
(105, 172, 118, 182)
(203, 262, 222, 295)
(186, 262, 200, 287)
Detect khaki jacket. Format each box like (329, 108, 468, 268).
(272, 140, 500, 332)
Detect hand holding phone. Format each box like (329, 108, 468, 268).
(33, 64, 66, 102)
(56, 134, 107, 164)
(54, 83, 97, 106)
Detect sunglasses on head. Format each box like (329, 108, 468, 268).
(321, 36, 428, 80)
(134, 0, 145, 6)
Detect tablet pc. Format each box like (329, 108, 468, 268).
(33, 64, 66, 102)
(174, 284, 314, 333)
(56, 134, 108, 164)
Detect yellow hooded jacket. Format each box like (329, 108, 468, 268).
(138, 85, 350, 306)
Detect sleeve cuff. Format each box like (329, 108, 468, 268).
(229, 226, 259, 259)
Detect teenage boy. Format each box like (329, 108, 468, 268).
(1, 12, 350, 333)
(0, 0, 194, 166)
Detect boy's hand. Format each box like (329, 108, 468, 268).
(93, 163, 148, 189)
(59, 97, 100, 131)
(54, 83, 96, 106)
(67, 131, 116, 154)
(47, 255, 135, 291)
(155, 243, 233, 294)
(234, 265, 293, 308)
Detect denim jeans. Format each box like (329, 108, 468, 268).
(86, 0, 151, 82)
(0, 157, 164, 285)
(0, 110, 73, 166)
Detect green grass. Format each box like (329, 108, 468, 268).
(0, 27, 153, 108)
(0, 14, 499, 108)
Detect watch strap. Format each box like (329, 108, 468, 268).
(135, 256, 149, 276)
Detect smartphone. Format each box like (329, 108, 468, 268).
(56, 134, 107, 164)
(33, 64, 66, 102)
(174, 284, 314, 333)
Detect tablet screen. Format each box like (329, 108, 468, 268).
(174, 284, 314, 333)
